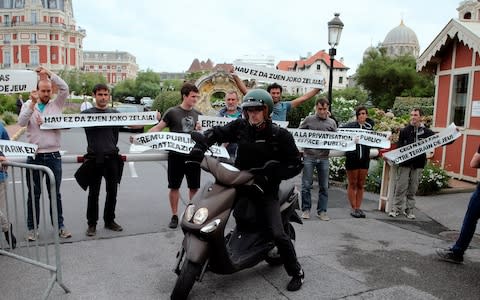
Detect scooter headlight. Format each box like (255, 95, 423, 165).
(184, 204, 195, 222)
(193, 207, 208, 224)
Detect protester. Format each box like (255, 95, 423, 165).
(299, 98, 337, 221)
(147, 83, 202, 229)
(190, 89, 305, 291)
(0, 122, 16, 249)
(216, 90, 242, 161)
(15, 94, 23, 115)
(436, 146, 480, 264)
(17, 66, 72, 241)
(388, 108, 434, 219)
(231, 67, 320, 121)
(75, 84, 124, 237)
(80, 97, 93, 112)
(341, 106, 374, 218)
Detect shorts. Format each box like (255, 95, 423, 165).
(167, 152, 201, 189)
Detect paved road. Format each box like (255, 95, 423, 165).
(1, 128, 480, 299)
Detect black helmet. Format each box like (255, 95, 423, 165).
(241, 89, 273, 118)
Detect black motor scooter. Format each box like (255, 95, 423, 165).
(171, 154, 302, 300)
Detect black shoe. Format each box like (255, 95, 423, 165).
(287, 269, 304, 291)
(169, 215, 179, 229)
(350, 209, 362, 218)
(4, 224, 16, 249)
(357, 209, 366, 218)
(436, 248, 464, 264)
(105, 221, 123, 232)
(86, 225, 96, 236)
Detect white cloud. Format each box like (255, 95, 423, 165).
(72, 0, 459, 74)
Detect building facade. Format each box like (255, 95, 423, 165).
(0, 0, 85, 71)
(276, 50, 349, 95)
(417, 0, 480, 182)
(83, 50, 138, 85)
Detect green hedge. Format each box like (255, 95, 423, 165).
(392, 97, 433, 116)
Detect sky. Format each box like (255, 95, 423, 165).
(72, 0, 460, 75)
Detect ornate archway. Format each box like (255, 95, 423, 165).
(195, 70, 243, 115)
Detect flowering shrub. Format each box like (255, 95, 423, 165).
(417, 162, 450, 195)
(331, 97, 358, 125)
(370, 108, 408, 144)
(329, 157, 346, 182)
(365, 159, 384, 193)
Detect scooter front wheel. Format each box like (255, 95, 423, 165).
(171, 259, 202, 300)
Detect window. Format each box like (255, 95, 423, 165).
(3, 50, 10, 67)
(30, 49, 39, 66)
(4, 33, 10, 43)
(451, 74, 469, 127)
(31, 11, 37, 24)
(316, 64, 321, 71)
(339, 76, 343, 84)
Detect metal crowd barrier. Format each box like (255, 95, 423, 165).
(0, 160, 70, 300)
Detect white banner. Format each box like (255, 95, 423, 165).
(337, 128, 391, 148)
(131, 132, 229, 158)
(0, 140, 37, 157)
(234, 63, 325, 89)
(288, 129, 356, 151)
(198, 115, 288, 130)
(40, 111, 159, 129)
(0, 69, 37, 94)
(383, 123, 461, 165)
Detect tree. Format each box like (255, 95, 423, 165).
(135, 69, 161, 99)
(112, 78, 136, 101)
(356, 52, 434, 109)
(57, 70, 107, 96)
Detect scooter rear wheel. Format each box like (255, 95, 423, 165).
(171, 260, 202, 300)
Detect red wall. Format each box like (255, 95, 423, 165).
(471, 71, 480, 129)
(440, 43, 453, 70)
(436, 75, 451, 127)
(444, 136, 463, 173)
(455, 43, 473, 68)
(69, 48, 76, 66)
(39, 45, 47, 63)
(464, 136, 480, 177)
(50, 46, 58, 64)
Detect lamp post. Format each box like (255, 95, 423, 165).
(327, 13, 344, 111)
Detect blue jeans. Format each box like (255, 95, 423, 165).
(26, 152, 64, 230)
(452, 184, 480, 256)
(301, 157, 329, 213)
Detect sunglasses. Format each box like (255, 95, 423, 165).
(245, 107, 264, 112)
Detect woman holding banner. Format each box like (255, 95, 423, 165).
(341, 106, 374, 218)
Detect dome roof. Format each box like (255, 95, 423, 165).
(383, 21, 419, 47)
(363, 46, 380, 60)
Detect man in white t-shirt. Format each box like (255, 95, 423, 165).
(80, 98, 93, 111)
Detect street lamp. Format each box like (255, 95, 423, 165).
(327, 12, 344, 111)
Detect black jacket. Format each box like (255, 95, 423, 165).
(341, 118, 375, 164)
(204, 118, 303, 186)
(397, 124, 434, 169)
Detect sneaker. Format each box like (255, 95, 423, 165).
(105, 221, 123, 232)
(26, 229, 39, 242)
(301, 211, 310, 219)
(350, 210, 361, 218)
(86, 225, 96, 237)
(59, 227, 72, 239)
(357, 209, 366, 218)
(287, 269, 304, 291)
(169, 215, 179, 229)
(404, 211, 416, 219)
(388, 210, 400, 218)
(436, 248, 464, 264)
(317, 211, 330, 221)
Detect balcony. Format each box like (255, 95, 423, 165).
(3, 40, 10, 44)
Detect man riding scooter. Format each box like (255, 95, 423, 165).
(190, 89, 305, 291)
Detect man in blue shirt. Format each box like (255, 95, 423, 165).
(232, 70, 320, 121)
